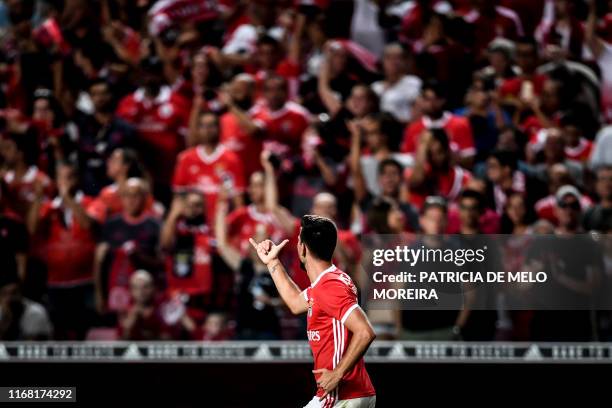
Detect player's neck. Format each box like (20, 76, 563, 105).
(306, 259, 334, 284)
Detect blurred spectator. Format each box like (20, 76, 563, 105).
(87, 148, 161, 224)
(590, 125, 612, 167)
(0, 275, 52, 340)
(118, 269, 194, 340)
(583, 165, 612, 232)
(215, 195, 281, 340)
(464, 0, 524, 58)
(197, 311, 234, 341)
(0, 181, 28, 283)
(172, 111, 245, 230)
(401, 81, 476, 167)
(455, 76, 510, 161)
(218, 73, 261, 178)
(529, 185, 604, 341)
(28, 161, 96, 339)
(398, 196, 468, 340)
(73, 78, 136, 195)
(161, 191, 214, 319)
(94, 178, 162, 316)
(349, 113, 411, 198)
(371, 43, 422, 123)
(406, 128, 472, 209)
(116, 57, 190, 204)
(535, 0, 585, 61)
(1, 131, 54, 218)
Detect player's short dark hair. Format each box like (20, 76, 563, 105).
(299, 215, 337, 262)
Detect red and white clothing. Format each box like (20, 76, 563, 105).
(463, 6, 524, 55)
(87, 183, 162, 224)
(499, 75, 548, 99)
(226, 204, 285, 256)
(401, 112, 476, 159)
(172, 144, 245, 227)
(404, 165, 472, 209)
(302, 265, 375, 406)
(116, 86, 190, 184)
(165, 220, 214, 297)
(535, 194, 592, 225)
(252, 101, 310, 157)
(3, 166, 54, 218)
(34, 192, 96, 286)
(220, 109, 263, 178)
(528, 129, 593, 162)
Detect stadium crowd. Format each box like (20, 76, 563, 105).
(0, 0, 612, 342)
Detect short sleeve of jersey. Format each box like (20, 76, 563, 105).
(226, 153, 246, 193)
(452, 117, 476, 157)
(172, 153, 189, 191)
(317, 277, 359, 324)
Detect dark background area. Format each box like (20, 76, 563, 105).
(0, 362, 608, 407)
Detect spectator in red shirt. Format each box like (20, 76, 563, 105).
(559, 111, 594, 163)
(218, 73, 263, 178)
(161, 191, 215, 321)
(226, 169, 285, 257)
(118, 269, 194, 340)
(173, 111, 245, 230)
(1, 132, 54, 219)
(87, 148, 161, 224)
(535, 0, 585, 61)
(27, 161, 96, 339)
(248, 35, 300, 100)
(116, 57, 190, 205)
(251, 75, 311, 160)
(93, 178, 163, 317)
(499, 37, 548, 107)
(406, 128, 472, 209)
(463, 0, 524, 58)
(401, 81, 476, 168)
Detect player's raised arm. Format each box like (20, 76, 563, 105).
(249, 238, 309, 315)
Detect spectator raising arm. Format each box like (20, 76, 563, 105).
(93, 243, 110, 315)
(261, 150, 296, 235)
(215, 192, 242, 272)
(318, 44, 342, 116)
(159, 196, 185, 251)
(585, 0, 605, 59)
(348, 120, 368, 203)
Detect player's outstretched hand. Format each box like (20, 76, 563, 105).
(249, 238, 289, 266)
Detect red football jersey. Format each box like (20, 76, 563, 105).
(172, 145, 245, 227)
(116, 86, 190, 184)
(404, 165, 472, 209)
(36, 193, 96, 285)
(251, 101, 310, 157)
(165, 220, 214, 296)
(3, 166, 54, 219)
(401, 112, 476, 159)
(226, 204, 285, 256)
(302, 265, 375, 404)
(87, 183, 162, 224)
(220, 110, 263, 178)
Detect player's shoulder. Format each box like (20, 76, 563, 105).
(318, 268, 355, 292)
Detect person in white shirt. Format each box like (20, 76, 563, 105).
(371, 43, 422, 123)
